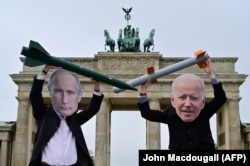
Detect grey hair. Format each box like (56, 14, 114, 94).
(171, 73, 205, 97)
(48, 69, 82, 93)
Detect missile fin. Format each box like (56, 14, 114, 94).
(195, 49, 207, 68)
(29, 40, 51, 56)
(147, 66, 157, 83)
(21, 46, 46, 67)
(24, 56, 45, 67)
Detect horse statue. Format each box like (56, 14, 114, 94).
(104, 29, 115, 52)
(143, 29, 155, 52)
(134, 28, 140, 52)
(117, 29, 124, 51)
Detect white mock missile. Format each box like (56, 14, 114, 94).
(113, 50, 209, 93)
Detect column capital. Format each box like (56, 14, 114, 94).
(148, 97, 161, 102)
(0, 131, 13, 141)
(226, 97, 241, 102)
(102, 97, 111, 103)
(16, 97, 29, 102)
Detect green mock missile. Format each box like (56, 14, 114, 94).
(21, 40, 137, 91)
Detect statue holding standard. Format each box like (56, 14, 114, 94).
(103, 7, 155, 52)
(117, 7, 141, 52)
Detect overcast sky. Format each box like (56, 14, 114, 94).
(1, 1, 250, 165)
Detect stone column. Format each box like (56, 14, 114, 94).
(27, 104, 35, 163)
(217, 98, 242, 149)
(246, 133, 250, 149)
(95, 98, 111, 166)
(0, 140, 8, 166)
(13, 98, 29, 166)
(0, 122, 14, 166)
(227, 99, 242, 149)
(146, 98, 161, 149)
(243, 130, 250, 149)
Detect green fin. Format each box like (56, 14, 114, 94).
(24, 56, 45, 67)
(29, 40, 51, 56)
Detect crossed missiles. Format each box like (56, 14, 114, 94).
(21, 40, 208, 93)
(113, 50, 208, 93)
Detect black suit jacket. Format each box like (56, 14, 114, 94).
(29, 77, 104, 166)
(138, 83, 226, 150)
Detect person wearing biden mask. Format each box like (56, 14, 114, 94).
(138, 56, 226, 150)
(29, 64, 103, 166)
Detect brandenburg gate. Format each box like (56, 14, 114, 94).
(2, 7, 249, 166)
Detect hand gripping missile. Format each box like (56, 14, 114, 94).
(21, 40, 137, 91)
(113, 50, 209, 93)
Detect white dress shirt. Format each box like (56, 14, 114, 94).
(41, 118, 77, 165)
